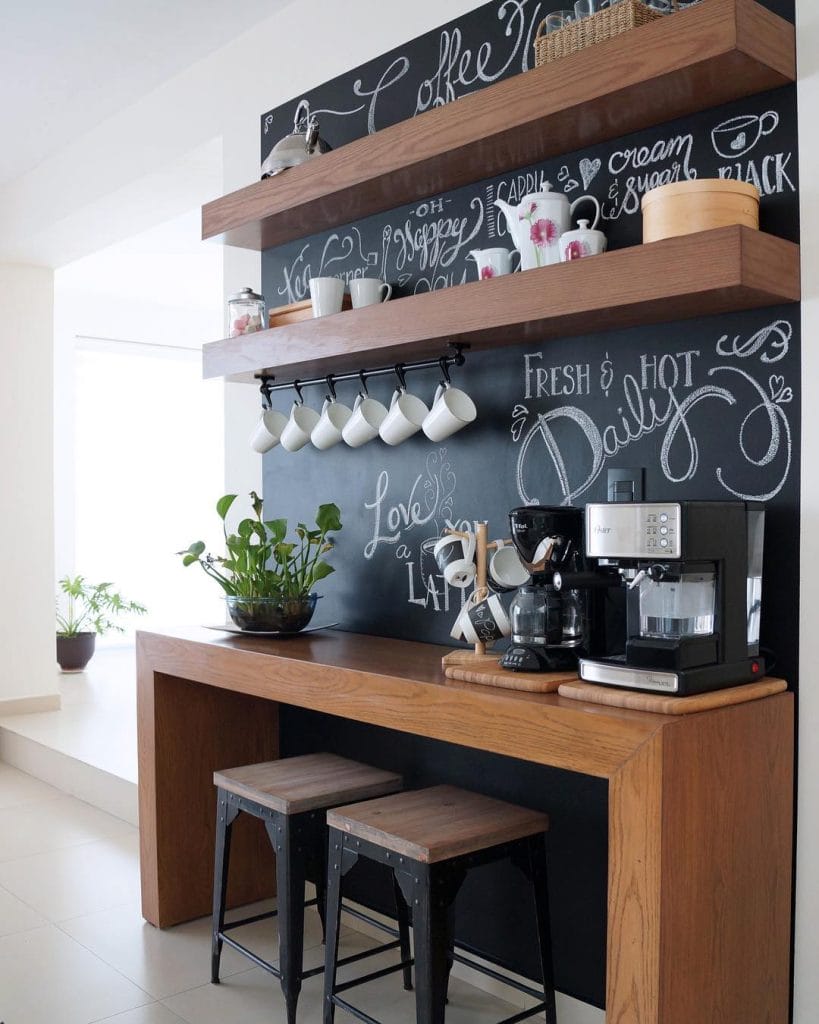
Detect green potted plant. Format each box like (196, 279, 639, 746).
(177, 491, 342, 632)
(56, 575, 147, 672)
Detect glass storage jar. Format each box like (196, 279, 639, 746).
(228, 286, 265, 337)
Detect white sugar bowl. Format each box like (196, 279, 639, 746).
(559, 220, 608, 262)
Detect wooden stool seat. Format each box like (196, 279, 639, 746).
(327, 784, 550, 863)
(324, 784, 556, 1024)
(213, 752, 402, 814)
(211, 753, 408, 1024)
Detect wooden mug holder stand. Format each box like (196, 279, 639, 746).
(442, 521, 507, 668)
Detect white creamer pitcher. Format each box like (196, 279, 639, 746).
(494, 182, 601, 270)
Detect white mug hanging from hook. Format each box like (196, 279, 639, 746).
(311, 375, 353, 451)
(379, 364, 429, 446)
(280, 381, 321, 452)
(249, 379, 288, 453)
(343, 371, 389, 448)
(422, 357, 477, 442)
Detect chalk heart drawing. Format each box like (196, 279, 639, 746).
(769, 375, 793, 404)
(557, 164, 580, 193)
(579, 157, 602, 190)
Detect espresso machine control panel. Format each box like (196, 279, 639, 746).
(585, 503, 682, 559)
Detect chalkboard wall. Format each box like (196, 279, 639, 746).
(257, 0, 799, 1009)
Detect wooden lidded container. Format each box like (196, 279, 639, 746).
(641, 179, 760, 243)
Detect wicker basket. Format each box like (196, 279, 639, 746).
(534, 0, 679, 66)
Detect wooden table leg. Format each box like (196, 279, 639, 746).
(138, 665, 280, 927)
(607, 693, 794, 1024)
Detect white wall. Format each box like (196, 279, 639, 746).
(0, 265, 59, 710)
(794, 3, 817, 1020)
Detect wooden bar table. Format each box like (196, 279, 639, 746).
(136, 626, 793, 1024)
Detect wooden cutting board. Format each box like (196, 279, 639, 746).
(557, 677, 787, 714)
(444, 665, 578, 693)
(268, 295, 352, 328)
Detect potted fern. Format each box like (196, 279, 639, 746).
(177, 491, 342, 632)
(56, 576, 147, 671)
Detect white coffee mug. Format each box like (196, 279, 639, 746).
(450, 593, 511, 644)
(422, 383, 477, 442)
(280, 401, 321, 452)
(309, 277, 345, 317)
(379, 389, 429, 446)
(467, 247, 521, 280)
(342, 392, 389, 448)
(311, 397, 353, 451)
(350, 279, 393, 309)
(434, 532, 476, 589)
(249, 408, 288, 454)
(488, 540, 531, 594)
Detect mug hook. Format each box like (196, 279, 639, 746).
(259, 378, 273, 410)
(292, 380, 304, 405)
(325, 374, 337, 402)
(439, 357, 452, 387)
(358, 370, 369, 397)
(394, 363, 408, 392)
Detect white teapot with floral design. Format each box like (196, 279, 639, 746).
(494, 183, 601, 270)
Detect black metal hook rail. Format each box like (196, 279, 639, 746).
(256, 344, 468, 407)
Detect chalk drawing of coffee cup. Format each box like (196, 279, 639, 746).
(711, 111, 779, 159)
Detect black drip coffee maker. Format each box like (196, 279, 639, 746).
(500, 506, 587, 672)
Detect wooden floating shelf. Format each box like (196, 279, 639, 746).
(202, 226, 800, 382)
(201, 0, 794, 251)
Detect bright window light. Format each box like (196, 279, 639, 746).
(73, 339, 225, 641)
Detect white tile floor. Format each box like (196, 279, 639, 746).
(0, 760, 523, 1024)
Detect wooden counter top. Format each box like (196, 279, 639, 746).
(136, 626, 793, 1022)
(137, 626, 669, 779)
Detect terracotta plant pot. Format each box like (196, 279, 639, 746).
(56, 632, 96, 672)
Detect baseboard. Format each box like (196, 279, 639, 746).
(0, 728, 138, 826)
(314, 884, 605, 1024)
(0, 693, 61, 715)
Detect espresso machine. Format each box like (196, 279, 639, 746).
(573, 501, 765, 695)
(501, 506, 593, 672)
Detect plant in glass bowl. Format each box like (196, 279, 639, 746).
(177, 491, 342, 632)
(56, 575, 147, 672)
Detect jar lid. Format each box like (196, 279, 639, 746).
(229, 286, 265, 303)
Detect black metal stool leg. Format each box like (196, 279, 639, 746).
(211, 789, 240, 984)
(527, 835, 557, 1024)
(324, 827, 358, 1024)
(413, 864, 449, 1024)
(315, 872, 328, 945)
(444, 901, 456, 1003)
(267, 815, 306, 1024)
(393, 873, 413, 991)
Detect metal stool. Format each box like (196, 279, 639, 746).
(212, 753, 410, 1024)
(323, 784, 556, 1024)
